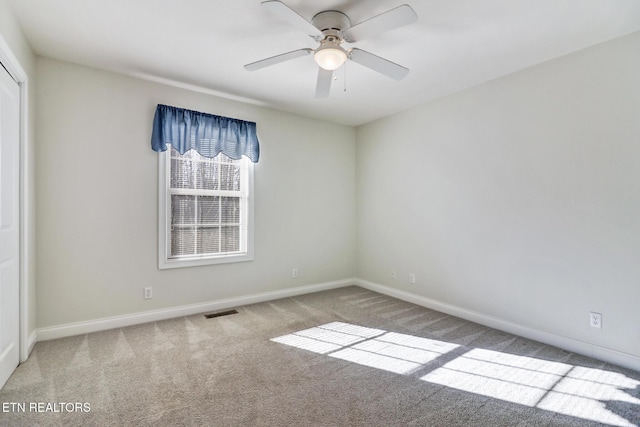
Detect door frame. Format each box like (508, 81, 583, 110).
(0, 34, 32, 362)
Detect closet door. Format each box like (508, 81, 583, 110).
(0, 62, 20, 389)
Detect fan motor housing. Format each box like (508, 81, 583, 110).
(312, 10, 351, 35)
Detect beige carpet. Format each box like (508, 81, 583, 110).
(1, 286, 639, 426)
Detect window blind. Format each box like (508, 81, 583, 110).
(168, 147, 247, 258)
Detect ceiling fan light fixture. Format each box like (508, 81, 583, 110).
(314, 41, 347, 71)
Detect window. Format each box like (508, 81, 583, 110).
(158, 146, 254, 269)
(151, 103, 259, 269)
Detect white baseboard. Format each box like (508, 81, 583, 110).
(33, 277, 640, 372)
(36, 278, 356, 342)
(355, 278, 640, 373)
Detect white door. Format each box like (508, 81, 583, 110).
(0, 63, 20, 389)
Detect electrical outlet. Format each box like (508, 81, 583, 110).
(409, 273, 416, 284)
(391, 270, 396, 279)
(144, 287, 152, 300)
(292, 268, 298, 279)
(589, 312, 602, 329)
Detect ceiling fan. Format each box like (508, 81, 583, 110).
(244, 1, 418, 98)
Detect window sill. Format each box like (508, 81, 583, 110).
(159, 252, 254, 270)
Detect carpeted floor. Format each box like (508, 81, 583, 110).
(1, 286, 639, 426)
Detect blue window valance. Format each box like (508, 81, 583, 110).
(151, 104, 260, 162)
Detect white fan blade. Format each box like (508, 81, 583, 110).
(343, 4, 418, 43)
(261, 0, 322, 37)
(245, 48, 312, 71)
(349, 48, 409, 80)
(315, 68, 333, 98)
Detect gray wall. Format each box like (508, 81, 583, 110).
(356, 31, 640, 358)
(35, 58, 356, 328)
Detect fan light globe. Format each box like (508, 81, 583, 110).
(314, 46, 347, 71)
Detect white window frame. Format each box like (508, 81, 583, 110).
(158, 146, 254, 269)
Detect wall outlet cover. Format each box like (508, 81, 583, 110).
(589, 312, 602, 329)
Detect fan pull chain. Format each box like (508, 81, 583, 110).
(343, 61, 347, 92)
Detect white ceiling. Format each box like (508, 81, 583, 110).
(8, 0, 640, 126)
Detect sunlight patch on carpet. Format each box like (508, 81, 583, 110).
(272, 322, 458, 375)
(422, 348, 640, 427)
(272, 322, 640, 427)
